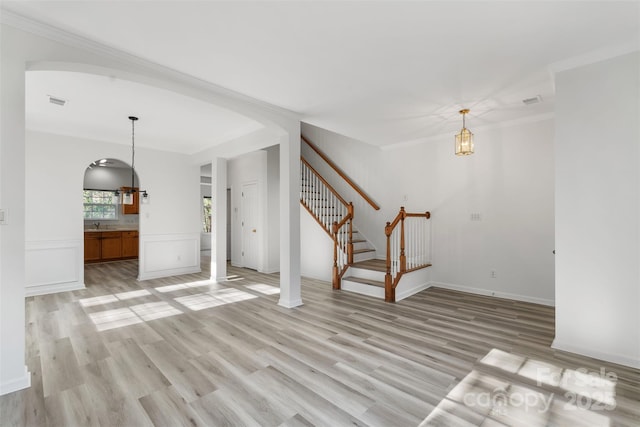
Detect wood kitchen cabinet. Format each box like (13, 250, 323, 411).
(121, 187, 139, 215)
(122, 231, 139, 258)
(100, 231, 122, 260)
(84, 232, 102, 262)
(84, 230, 138, 263)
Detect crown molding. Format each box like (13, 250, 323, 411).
(548, 40, 640, 75)
(0, 7, 300, 122)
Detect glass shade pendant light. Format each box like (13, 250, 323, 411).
(455, 108, 474, 156)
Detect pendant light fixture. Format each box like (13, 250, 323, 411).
(121, 116, 149, 205)
(455, 109, 474, 156)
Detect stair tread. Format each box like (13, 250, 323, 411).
(351, 259, 387, 272)
(353, 248, 375, 254)
(351, 239, 366, 243)
(343, 276, 385, 288)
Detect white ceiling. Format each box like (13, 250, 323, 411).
(6, 1, 640, 150)
(26, 71, 264, 154)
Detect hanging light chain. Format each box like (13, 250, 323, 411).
(129, 116, 138, 191)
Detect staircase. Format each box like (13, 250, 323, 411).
(342, 259, 387, 299)
(350, 231, 376, 263)
(300, 136, 432, 302)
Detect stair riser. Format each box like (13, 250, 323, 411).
(353, 251, 376, 263)
(347, 267, 386, 282)
(352, 241, 369, 251)
(342, 280, 384, 299)
(341, 280, 385, 299)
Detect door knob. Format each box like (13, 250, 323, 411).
(252, 229, 257, 233)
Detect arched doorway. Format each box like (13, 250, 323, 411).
(82, 158, 140, 271)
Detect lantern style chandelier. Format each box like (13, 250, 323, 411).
(115, 116, 149, 204)
(455, 109, 474, 156)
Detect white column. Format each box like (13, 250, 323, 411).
(0, 31, 30, 395)
(211, 157, 227, 281)
(279, 127, 302, 308)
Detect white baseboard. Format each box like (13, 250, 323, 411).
(431, 281, 555, 307)
(138, 267, 202, 281)
(552, 339, 640, 370)
(278, 298, 303, 308)
(0, 365, 31, 396)
(26, 282, 85, 297)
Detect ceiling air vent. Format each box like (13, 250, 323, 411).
(522, 95, 542, 106)
(48, 95, 67, 106)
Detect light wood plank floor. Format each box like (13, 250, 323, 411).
(1, 258, 639, 426)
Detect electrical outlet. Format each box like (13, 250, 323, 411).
(490, 269, 497, 278)
(0, 209, 6, 225)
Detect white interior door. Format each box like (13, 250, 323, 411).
(241, 182, 259, 270)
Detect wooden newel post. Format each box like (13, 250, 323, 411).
(384, 221, 394, 302)
(347, 203, 354, 264)
(332, 221, 340, 290)
(399, 207, 406, 273)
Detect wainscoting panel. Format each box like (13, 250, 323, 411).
(25, 240, 84, 296)
(139, 233, 201, 280)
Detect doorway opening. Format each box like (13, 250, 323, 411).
(83, 158, 140, 274)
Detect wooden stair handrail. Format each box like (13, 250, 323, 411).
(301, 135, 380, 211)
(384, 207, 431, 302)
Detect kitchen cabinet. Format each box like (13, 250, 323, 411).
(121, 187, 139, 215)
(84, 230, 138, 263)
(101, 231, 122, 260)
(122, 231, 139, 258)
(84, 232, 101, 262)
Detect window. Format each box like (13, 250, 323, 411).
(203, 196, 212, 232)
(83, 190, 118, 220)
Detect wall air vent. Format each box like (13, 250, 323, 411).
(522, 95, 542, 106)
(48, 95, 67, 106)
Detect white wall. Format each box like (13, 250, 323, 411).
(426, 120, 555, 305)
(554, 52, 640, 368)
(0, 23, 30, 395)
(300, 205, 334, 282)
(26, 130, 201, 287)
(301, 118, 555, 305)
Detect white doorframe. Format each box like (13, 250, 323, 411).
(241, 181, 259, 270)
